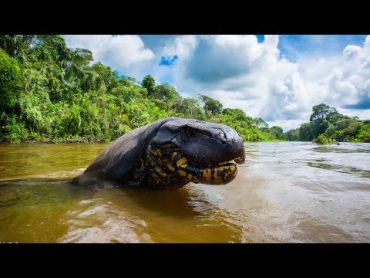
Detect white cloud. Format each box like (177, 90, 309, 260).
(63, 35, 370, 131)
(301, 36, 370, 111)
(64, 35, 155, 75)
(157, 35, 370, 130)
(157, 35, 310, 128)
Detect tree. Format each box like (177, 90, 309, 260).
(199, 95, 223, 115)
(6, 34, 370, 144)
(0, 35, 34, 59)
(90, 62, 117, 91)
(0, 34, 294, 143)
(255, 117, 269, 129)
(285, 103, 370, 143)
(142, 75, 155, 95)
(0, 49, 24, 114)
(152, 84, 179, 101)
(310, 103, 337, 122)
(355, 123, 370, 142)
(299, 122, 314, 141)
(171, 98, 205, 119)
(150, 83, 180, 110)
(34, 35, 71, 67)
(269, 126, 284, 140)
(285, 128, 300, 141)
(315, 134, 336, 144)
(222, 108, 248, 121)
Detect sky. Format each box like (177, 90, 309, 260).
(64, 35, 370, 131)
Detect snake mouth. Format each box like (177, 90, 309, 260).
(169, 152, 240, 185)
(148, 145, 244, 186)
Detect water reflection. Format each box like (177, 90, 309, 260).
(60, 197, 152, 243)
(307, 162, 370, 178)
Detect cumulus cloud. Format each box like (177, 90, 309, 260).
(64, 35, 155, 75)
(340, 39, 370, 109)
(158, 35, 310, 127)
(63, 34, 370, 130)
(184, 35, 263, 83)
(298, 36, 370, 112)
(156, 35, 370, 130)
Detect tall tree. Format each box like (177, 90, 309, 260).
(0, 49, 24, 114)
(142, 75, 155, 95)
(310, 103, 337, 122)
(199, 95, 223, 115)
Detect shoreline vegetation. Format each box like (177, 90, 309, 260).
(286, 103, 370, 144)
(1, 35, 369, 145)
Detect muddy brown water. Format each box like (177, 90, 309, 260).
(0, 142, 369, 243)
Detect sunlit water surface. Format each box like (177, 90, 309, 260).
(0, 142, 369, 243)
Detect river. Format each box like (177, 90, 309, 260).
(0, 142, 369, 243)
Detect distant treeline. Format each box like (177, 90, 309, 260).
(0, 35, 285, 143)
(285, 103, 370, 143)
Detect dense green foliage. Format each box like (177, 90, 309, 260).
(285, 103, 370, 144)
(0, 35, 285, 143)
(199, 95, 223, 116)
(354, 123, 370, 142)
(142, 75, 155, 95)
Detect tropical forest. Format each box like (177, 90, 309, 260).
(0, 35, 369, 144)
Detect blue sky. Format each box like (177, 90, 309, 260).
(278, 35, 367, 61)
(64, 35, 370, 130)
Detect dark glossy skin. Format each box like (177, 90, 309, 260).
(72, 118, 245, 189)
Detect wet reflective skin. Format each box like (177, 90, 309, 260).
(73, 118, 245, 189)
(0, 142, 370, 242)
